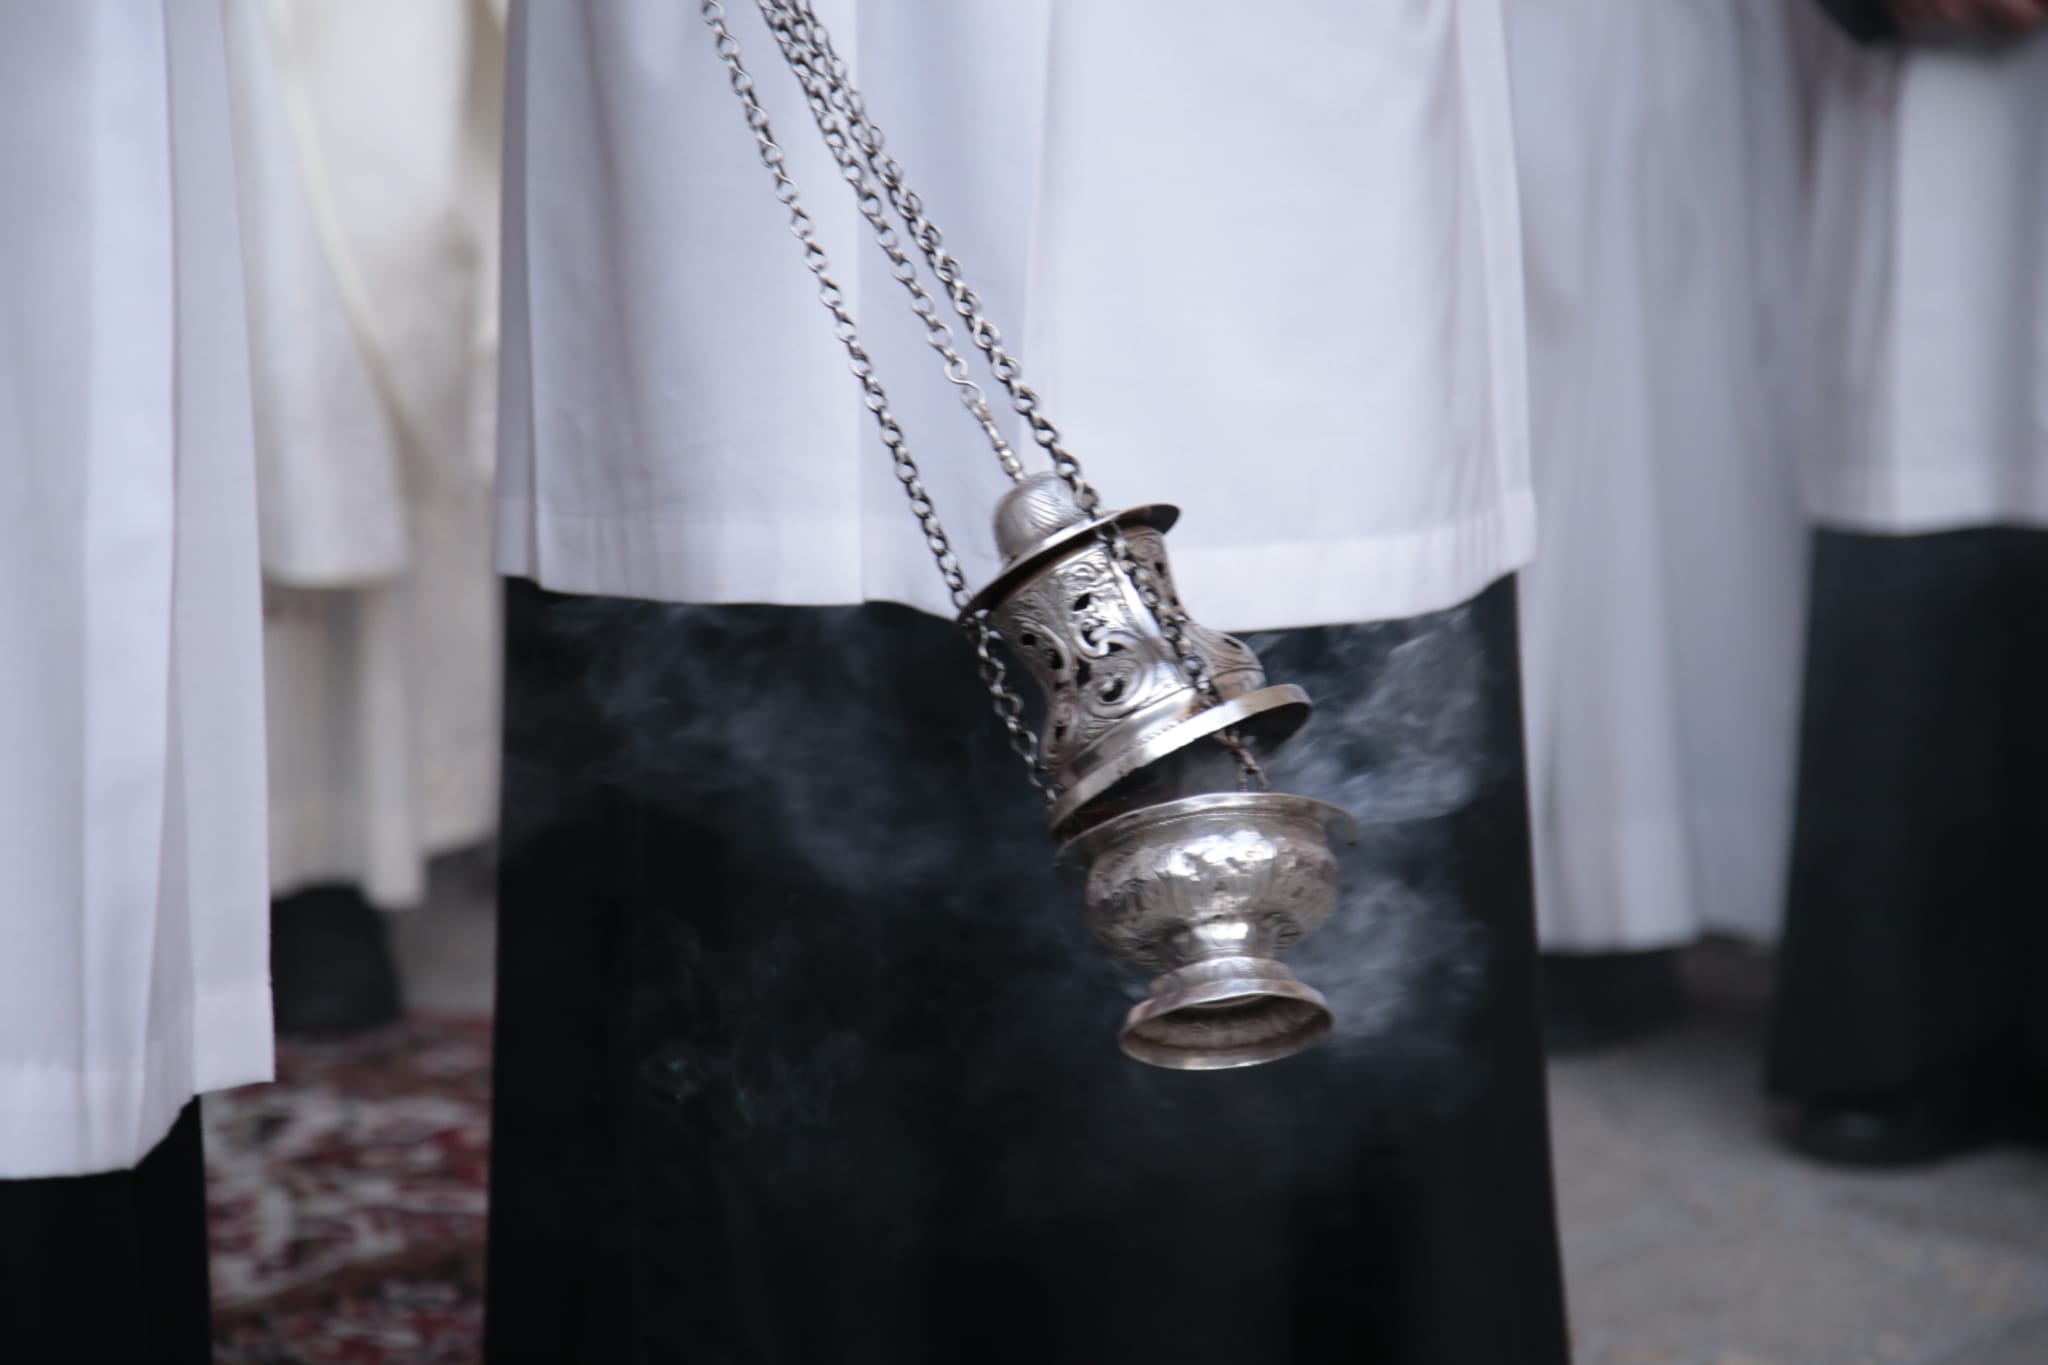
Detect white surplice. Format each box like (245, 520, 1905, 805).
(0, 0, 272, 1177)
(498, 0, 1533, 633)
(1804, 30, 2048, 534)
(1509, 0, 1823, 950)
(224, 0, 505, 909)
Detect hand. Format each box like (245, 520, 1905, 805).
(1891, 0, 2048, 35)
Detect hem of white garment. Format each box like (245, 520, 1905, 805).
(0, 979, 273, 1179)
(1538, 921, 1778, 953)
(1538, 929, 1700, 955)
(496, 490, 1538, 632)
(496, 497, 870, 608)
(1533, 810, 1699, 955)
(1805, 470, 2048, 536)
(1164, 492, 1537, 633)
(268, 794, 498, 911)
(1532, 803, 1791, 953)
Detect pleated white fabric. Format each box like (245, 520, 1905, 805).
(1509, 0, 1822, 950)
(0, 0, 272, 1177)
(498, 0, 1532, 632)
(224, 0, 505, 910)
(1804, 31, 2048, 534)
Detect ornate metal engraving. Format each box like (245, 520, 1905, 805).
(995, 527, 1263, 773)
(980, 477, 1277, 799)
(1059, 791, 1357, 1069)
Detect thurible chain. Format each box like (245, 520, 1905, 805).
(754, 0, 1265, 787)
(697, 0, 1053, 796)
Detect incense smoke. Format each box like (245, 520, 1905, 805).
(506, 588, 1507, 1219)
(1246, 604, 1496, 1058)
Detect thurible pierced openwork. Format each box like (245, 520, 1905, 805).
(705, 0, 1360, 1069)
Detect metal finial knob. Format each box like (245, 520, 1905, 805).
(993, 472, 1089, 562)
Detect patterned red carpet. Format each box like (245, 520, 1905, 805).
(207, 1015, 491, 1364)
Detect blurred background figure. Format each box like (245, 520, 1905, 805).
(1771, 0, 2048, 1165)
(1507, 0, 1824, 1050)
(222, 0, 507, 1038)
(0, 3, 270, 1361)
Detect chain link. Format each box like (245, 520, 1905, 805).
(698, 0, 1054, 795)
(755, 0, 1102, 512)
(1104, 532, 1269, 790)
(751, 5, 1022, 480)
(752, 0, 1265, 791)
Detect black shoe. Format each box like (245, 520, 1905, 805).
(270, 885, 403, 1038)
(1784, 1073, 2001, 1168)
(1541, 949, 1688, 1056)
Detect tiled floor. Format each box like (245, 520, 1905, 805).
(393, 874, 2048, 1363)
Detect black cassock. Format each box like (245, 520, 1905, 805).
(0, 1103, 211, 1364)
(1771, 530, 2048, 1128)
(484, 575, 1570, 1365)
(1776, 0, 2048, 1140)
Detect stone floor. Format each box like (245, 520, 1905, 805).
(1551, 944, 2048, 1365)
(393, 873, 2048, 1363)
